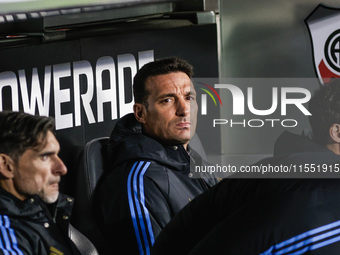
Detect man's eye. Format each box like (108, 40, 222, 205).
(187, 96, 195, 100)
(41, 155, 49, 161)
(162, 98, 172, 103)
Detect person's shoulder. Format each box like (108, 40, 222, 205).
(97, 159, 169, 189)
(108, 133, 167, 164)
(135, 160, 169, 179)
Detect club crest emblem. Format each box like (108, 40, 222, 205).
(306, 4, 340, 84)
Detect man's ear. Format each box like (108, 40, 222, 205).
(133, 103, 147, 124)
(329, 124, 340, 143)
(0, 154, 15, 179)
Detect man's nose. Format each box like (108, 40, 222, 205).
(52, 156, 68, 176)
(176, 98, 190, 116)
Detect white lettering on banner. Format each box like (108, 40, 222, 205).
(95, 56, 117, 123)
(19, 67, 51, 116)
(54, 62, 72, 130)
(0, 50, 154, 130)
(118, 54, 137, 118)
(73, 60, 95, 126)
(0, 71, 19, 111)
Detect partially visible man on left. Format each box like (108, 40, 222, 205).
(0, 111, 97, 255)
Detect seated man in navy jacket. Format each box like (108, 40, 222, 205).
(94, 57, 218, 255)
(0, 111, 97, 255)
(151, 80, 340, 255)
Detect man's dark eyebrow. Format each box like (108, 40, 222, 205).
(158, 91, 196, 100)
(186, 91, 196, 96)
(158, 93, 176, 99)
(37, 151, 55, 157)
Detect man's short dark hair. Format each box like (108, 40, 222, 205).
(0, 111, 55, 163)
(309, 79, 340, 145)
(133, 57, 194, 105)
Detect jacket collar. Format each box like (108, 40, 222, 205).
(109, 114, 203, 171)
(0, 187, 74, 221)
